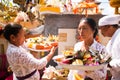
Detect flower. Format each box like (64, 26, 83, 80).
(61, 47, 111, 66)
(73, 47, 111, 66)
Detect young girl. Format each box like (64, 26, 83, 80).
(2, 23, 57, 80)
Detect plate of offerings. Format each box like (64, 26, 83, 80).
(53, 49, 110, 71)
(25, 35, 58, 52)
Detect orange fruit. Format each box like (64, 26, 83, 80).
(74, 73, 84, 80)
(36, 44, 44, 49)
(51, 42, 58, 47)
(84, 53, 91, 59)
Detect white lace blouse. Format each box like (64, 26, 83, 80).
(68, 40, 107, 80)
(6, 43, 48, 80)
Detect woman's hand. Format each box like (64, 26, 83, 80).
(50, 46, 58, 54)
(46, 46, 58, 62)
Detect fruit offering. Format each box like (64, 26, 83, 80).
(47, 34, 58, 47)
(25, 35, 58, 51)
(55, 48, 111, 67)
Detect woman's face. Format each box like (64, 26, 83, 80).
(78, 20, 94, 41)
(16, 29, 25, 46)
(11, 29, 25, 46)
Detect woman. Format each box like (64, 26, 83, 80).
(68, 18, 107, 80)
(1, 23, 57, 80)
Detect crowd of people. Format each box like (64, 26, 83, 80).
(0, 14, 120, 80)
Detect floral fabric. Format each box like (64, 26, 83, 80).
(6, 43, 47, 80)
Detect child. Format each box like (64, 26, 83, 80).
(1, 23, 57, 80)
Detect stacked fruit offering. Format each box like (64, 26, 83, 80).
(54, 48, 111, 66)
(25, 35, 58, 51)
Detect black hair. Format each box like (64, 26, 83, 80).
(3, 23, 22, 41)
(26, 0, 32, 4)
(80, 18, 98, 38)
(112, 24, 119, 28)
(0, 28, 3, 36)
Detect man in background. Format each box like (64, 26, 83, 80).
(98, 15, 120, 80)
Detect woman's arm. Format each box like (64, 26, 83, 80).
(18, 46, 57, 70)
(44, 47, 57, 62)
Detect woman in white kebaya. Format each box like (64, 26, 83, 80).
(68, 18, 107, 80)
(1, 23, 57, 80)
